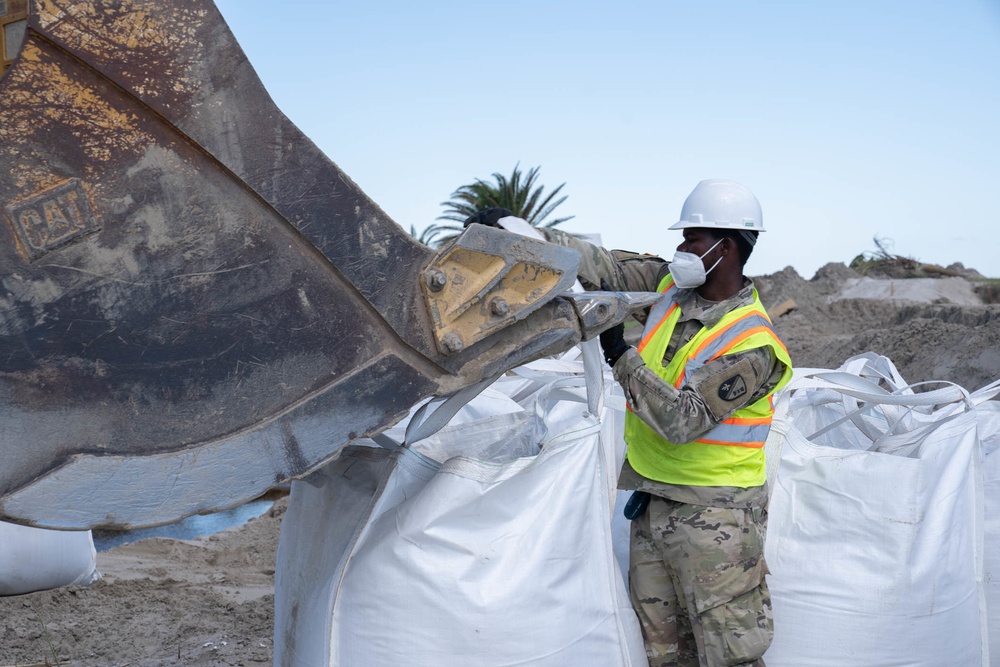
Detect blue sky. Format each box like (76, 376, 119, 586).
(215, 1, 1000, 279)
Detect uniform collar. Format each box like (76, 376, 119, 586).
(675, 277, 756, 328)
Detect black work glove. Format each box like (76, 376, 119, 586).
(597, 279, 629, 367)
(463, 207, 514, 229)
(599, 322, 628, 367)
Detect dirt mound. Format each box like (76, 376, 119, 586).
(0, 497, 287, 666)
(754, 263, 1000, 392)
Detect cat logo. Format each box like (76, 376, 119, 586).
(6, 179, 101, 262)
(718, 374, 748, 401)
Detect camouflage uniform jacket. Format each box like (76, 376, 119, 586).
(543, 229, 788, 509)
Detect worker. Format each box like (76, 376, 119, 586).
(466, 179, 793, 667)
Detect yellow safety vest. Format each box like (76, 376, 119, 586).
(624, 275, 793, 487)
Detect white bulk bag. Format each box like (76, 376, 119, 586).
(0, 522, 100, 596)
(763, 354, 989, 667)
(274, 353, 645, 667)
(978, 388, 1000, 662)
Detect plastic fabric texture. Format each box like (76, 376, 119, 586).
(763, 353, 991, 667)
(273, 351, 645, 666)
(979, 394, 1000, 664)
(0, 522, 100, 596)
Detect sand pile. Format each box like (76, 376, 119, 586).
(0, 499, 286, 666)
(756, 263, 1000, 392)
(1, 265, 998, 666)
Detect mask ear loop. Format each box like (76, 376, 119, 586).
(701, 238, 724, 277)
(704, 255, 723, 276)
(698, 238, 723, 259)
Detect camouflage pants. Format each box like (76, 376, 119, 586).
(629, 495, 772, 667)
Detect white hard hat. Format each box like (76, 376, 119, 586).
(669, 179, 764, 233)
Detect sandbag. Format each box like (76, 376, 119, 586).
(763, 353, 990, 667)
(274, 351, 646, 666)
(0, 522, 100, 596)
(979, 394, 1000, 663)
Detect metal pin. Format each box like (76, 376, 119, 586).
(426, 270, 447, 291)
(490, 297, 509, 317)
(442, 332, 464, 354)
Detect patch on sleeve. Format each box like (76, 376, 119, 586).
(695, 357, 757, 422)
(718, 375, 748, 401)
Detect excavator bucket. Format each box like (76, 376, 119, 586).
(0, 0, 656, 530)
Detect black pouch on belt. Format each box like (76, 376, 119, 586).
(623, 491, 651, 520)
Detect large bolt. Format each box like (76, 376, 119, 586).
(426, 270, 447, 292)
(442, 333, 464, 354)
(489, 297, 510, 317)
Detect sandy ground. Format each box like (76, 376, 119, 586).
(0, 500, 285, 666)
(2, 264, 999, 666)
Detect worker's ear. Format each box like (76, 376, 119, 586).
(718, 235, 734, 256)
(724, 235, 740, 257)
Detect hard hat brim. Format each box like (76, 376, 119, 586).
(669, 220, 765, 232)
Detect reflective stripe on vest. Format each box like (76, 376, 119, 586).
(676, 310, 782, 388)
(695, 419, 773, 448)
(636, 276, 679, 353)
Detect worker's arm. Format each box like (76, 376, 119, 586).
(540, 228, 669, 293)
(611, 345, 785, 443)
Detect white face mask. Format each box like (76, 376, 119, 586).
(670, 239, 723, 289)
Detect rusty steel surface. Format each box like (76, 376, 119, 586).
(0, 0, 603, 529)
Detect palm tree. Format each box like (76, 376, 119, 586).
(432, 164, 574, 247)
(408, 223, 449, 247)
